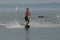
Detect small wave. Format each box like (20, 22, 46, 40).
(0, 20, 60, 29)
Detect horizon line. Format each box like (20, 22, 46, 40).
(0, 2, 60, 4)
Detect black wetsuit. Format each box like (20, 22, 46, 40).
(25, 16, 30, 29)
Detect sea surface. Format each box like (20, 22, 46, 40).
(0, 3, 60, 40)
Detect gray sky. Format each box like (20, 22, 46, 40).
(0, 0, 60, 4)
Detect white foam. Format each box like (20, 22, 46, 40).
(30, 21, 60, 28)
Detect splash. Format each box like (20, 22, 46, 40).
(5, 21, 24, 28)
(57, 14, 60, 18)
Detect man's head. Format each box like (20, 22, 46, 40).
(26, 8, 29, 11)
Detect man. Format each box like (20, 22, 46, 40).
(24, 8, 30, 31)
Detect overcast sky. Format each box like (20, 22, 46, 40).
(0, 0, 60, 4)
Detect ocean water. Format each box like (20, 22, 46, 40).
(0, 3, 60, 40)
